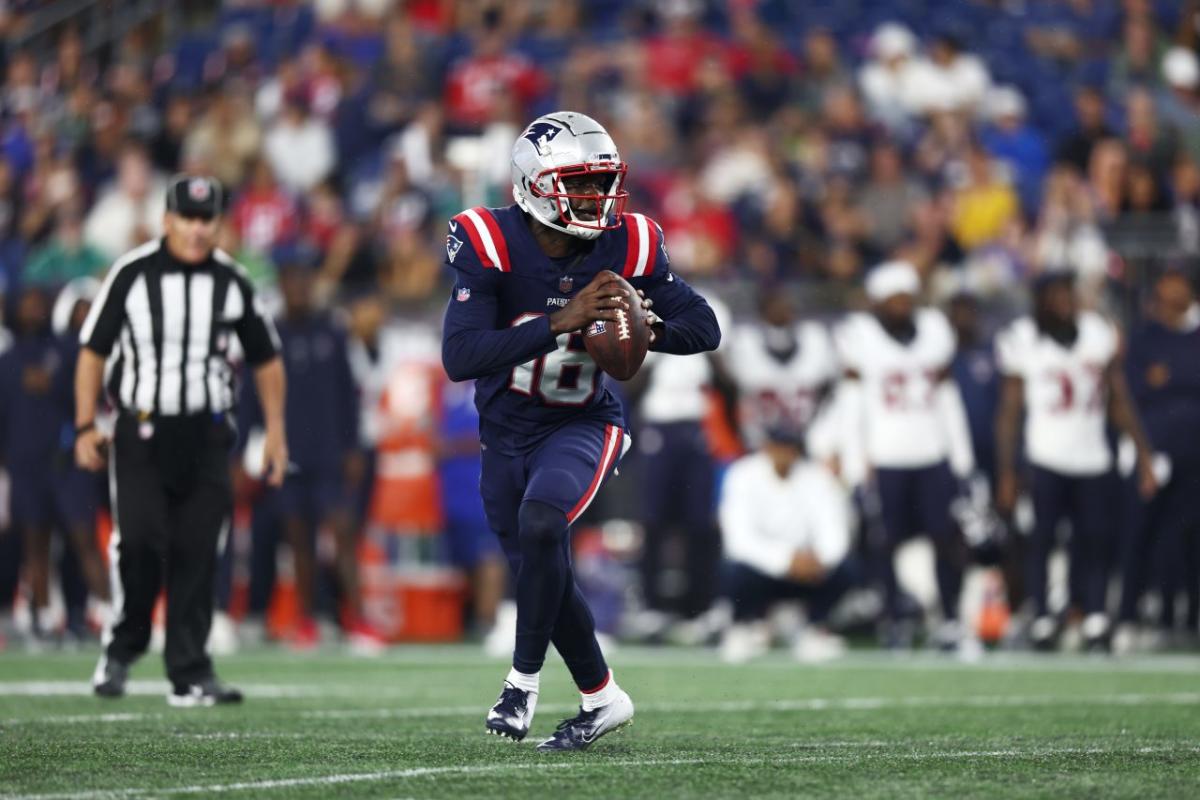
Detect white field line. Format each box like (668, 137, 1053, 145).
(0, 682, 381, 698)
(194, 650, 1200, 674)
(5, 746, 1199, 800)
(3, 691, 1198, 727)
(9, 648, 1200, 674)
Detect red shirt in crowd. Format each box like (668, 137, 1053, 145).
(443, 51, 546, 130)
(231, 188, 298, 254)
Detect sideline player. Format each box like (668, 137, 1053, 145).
(441, 112, 720, 751)
(995, 271, 1157, 650)
(836, 261, 976, 649)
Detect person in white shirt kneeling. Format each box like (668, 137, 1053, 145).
(718, 423, 855, 664)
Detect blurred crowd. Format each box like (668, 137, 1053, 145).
(1, 0, 1199, 657)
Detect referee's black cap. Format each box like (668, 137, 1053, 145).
(166, 174, 225, 219)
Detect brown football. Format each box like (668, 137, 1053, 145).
(583, 274, 650, 381)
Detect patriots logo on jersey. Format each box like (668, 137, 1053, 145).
(585, 320, 607, 338)
(522, 122, 562, 155)
(446, 234, 464, 263)
(456, 286, 471, 302)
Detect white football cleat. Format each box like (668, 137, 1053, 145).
(792, 628, 847, 664)
(536, 689, 634, 752)
(719, 623, 769, 664)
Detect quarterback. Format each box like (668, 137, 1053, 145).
(441, 112, 720, 750)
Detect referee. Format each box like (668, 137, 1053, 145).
(75, 174, 289, 706)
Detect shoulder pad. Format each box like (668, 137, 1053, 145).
(449, 207, 511, 272)
(619, 212, 664, 279)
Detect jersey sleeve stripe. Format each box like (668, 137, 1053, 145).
(452, 211, 488, 266)
(567, 423, 622, 523)
(476, 208, 512, 271)
(637, 215, 659, 277)
(460, 208, 507, 271)
(621, 213, 643, 278)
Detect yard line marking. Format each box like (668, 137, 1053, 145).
(301, 692, 1200, 720)
(5, 691, 1199, 727)
(6, 746, 1199, 800)
(0, 682, 368, 698)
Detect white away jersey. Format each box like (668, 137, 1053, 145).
(836, 308, 958, 468)
(730, 321, 838, 451)
(995, 312, 1117, 475)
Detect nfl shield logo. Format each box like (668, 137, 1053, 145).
(456, 287, 471, 302)
(188, 178, 210, 201)
(559, 275, 574, 293)
(585, 320, 607, 337)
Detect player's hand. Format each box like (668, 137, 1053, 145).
(549, 270, 630, 335)
(262, 425, 289, 488)
(995, 470, 1018, 516)
(1136, 454, 1159, 500)
(788, 550, 825, 583)
(75, 428, 109, 472)
(637, 289, 662, 344)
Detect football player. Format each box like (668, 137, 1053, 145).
(729, 290, 840, 461)
(441, 112, 721, 751)
(995, 271, 1157, 650)
(836, 261, 976, 649)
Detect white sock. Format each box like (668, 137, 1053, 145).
(580, 670, 620, 711)
(506, 667, 539, 695)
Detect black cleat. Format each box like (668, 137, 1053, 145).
(92, 656, 129, 699)
(168, 677, 243, 707)
(485, 681, 537, 741)
(536, 690, 634, 752)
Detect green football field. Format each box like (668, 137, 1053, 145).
(1, 646, 1198, 799)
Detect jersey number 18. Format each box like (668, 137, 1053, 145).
(509, 313, 599, 406)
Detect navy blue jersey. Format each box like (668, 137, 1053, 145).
(0, 333, 74, 467)
(239, 312, 358, 473)
(1126, 319, 1200, 467)
(441, 204, 720, 455)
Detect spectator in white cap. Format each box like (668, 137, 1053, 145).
(859, 23, 932, 133)
(1158, 47, 1200, 162)
(834, 260, 976, 651)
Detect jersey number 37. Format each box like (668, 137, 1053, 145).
(509, 313, 599, 406)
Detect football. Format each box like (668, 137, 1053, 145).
(583, 274, 651, 381)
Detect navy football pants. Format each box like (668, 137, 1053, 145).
(480, 418, 626, 690)
(874, 463, 965, 622)
(1027, 466, 1113, 618)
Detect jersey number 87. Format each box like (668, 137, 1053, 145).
(509, 313, 599, 406)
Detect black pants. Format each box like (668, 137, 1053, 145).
(104, 413, 233, 685)
(1027, 466, 1112, 618)
(1118, 465, 1200, 627)
(874, 463, 964, 622)
(726, 559, 856, 624)
(637, 421, 720, 618)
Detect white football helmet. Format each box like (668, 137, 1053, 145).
(511, 111, 628, 240)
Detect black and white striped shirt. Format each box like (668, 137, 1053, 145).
(80, 238, 280, 416)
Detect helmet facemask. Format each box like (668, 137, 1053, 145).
(530, 161, 628, 240)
